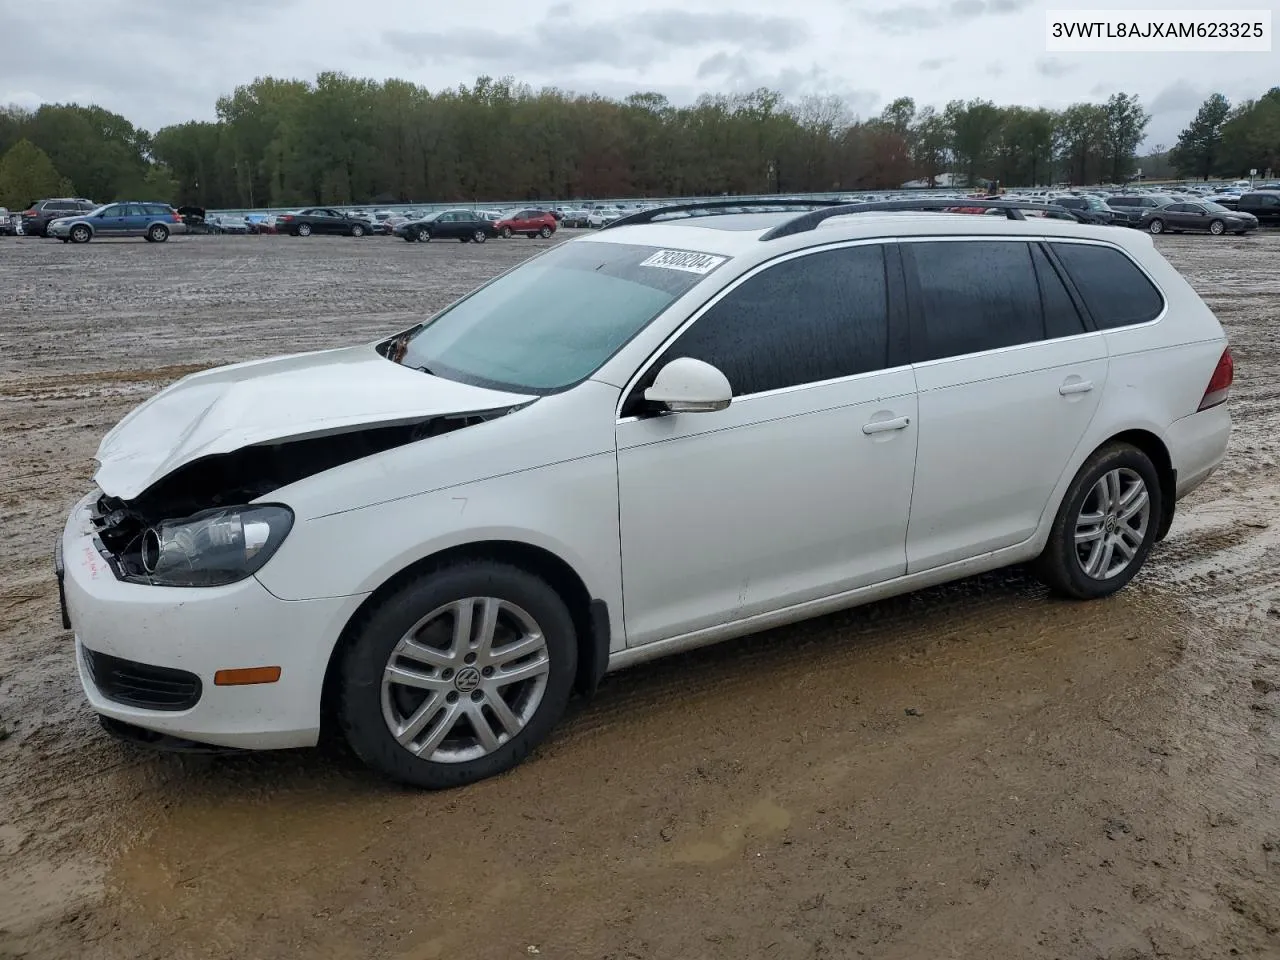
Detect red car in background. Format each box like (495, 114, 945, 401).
(493, 208, 557, 239)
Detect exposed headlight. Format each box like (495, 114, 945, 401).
(134, 505, 293, 587)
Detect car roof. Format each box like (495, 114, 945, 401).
(576, 210, 1140, 261)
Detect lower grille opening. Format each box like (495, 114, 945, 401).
(83, 648, 202, 711)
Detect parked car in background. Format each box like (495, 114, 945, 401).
(586, 208, 623, 228)
(276, 208, 371, 237)
(244, 213, 277, 234)
(48, 202, 185, 243)
(21, 197, 99, 237)
(396, 209, 498, 243)
(0, 208, 13, 236)
(1235, 191, 1280, 225)
(1141, 201, 1258, 236)
(1054, 196, 1116, 225)
(1105, 194, 1177, 227)
(210, 215, 250, 235)
(177, 206, 206, 230)
(560, 208, 591, 228)
(494, 208, 557, 239)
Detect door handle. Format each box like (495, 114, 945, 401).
(862, 416, 911, 435)
(1059, 380, 1094, 396)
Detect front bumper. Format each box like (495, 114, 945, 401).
(61, 492, 368, 750)
(48, 222, 72, 237)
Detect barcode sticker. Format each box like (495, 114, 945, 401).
(639, 249, 728, 274)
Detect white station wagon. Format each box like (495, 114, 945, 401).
(58, 200, 1233, 788)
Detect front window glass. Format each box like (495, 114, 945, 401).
(387, 241, 728, 393)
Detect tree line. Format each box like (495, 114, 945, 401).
(0, 73, 1273, 211)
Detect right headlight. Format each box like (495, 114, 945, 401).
(134, 504, 294, 587)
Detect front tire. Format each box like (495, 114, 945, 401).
(501, 226, 513, 239)
(539, 225, 553, 238)
(69, 225, 91, 244)
(338, 562, 577, 789)
(1147, 218, 1164, 234)
(1209, 219, 1225, 235)
(1034, 443, 1161, 600)
(472, 229, 487, 244)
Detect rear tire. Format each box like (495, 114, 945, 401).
(1033, 442, 1162, 600)
(539, 225, 553, 238)
(337, 562, 577, 789)
(147, 224, 169, 243)
(351, 224, 366, 238)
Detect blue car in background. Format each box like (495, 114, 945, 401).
(48, 202, 186, 243)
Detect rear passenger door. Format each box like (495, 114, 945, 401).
(902, 238, 1107, 573)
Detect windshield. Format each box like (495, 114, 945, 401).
(1202, 201, 1231, 213)
(387, 240, 729, 393)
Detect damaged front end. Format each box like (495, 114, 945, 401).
(90, 411, 503, 586)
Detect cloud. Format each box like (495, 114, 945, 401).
(919, 57, 952, 70)
(861, 0, 1033, 33)
(1149, 80, 1204, 114)
(694, 55, 877, 115)
(386, 8, 809, 71)
(1036, 57, 1078, 78)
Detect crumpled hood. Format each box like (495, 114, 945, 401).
(95, 344, 535, 499)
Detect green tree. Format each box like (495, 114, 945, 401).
(0, 138, 63, 208)
(1170, 94, 1232, 179)
(1101, 93, 1150, 183)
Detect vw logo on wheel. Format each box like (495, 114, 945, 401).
(453, 666, 482, 693)
(1104, 514, 1118, 533)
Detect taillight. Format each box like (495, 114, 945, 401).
(172, 212, 181, 222)
(278, 215, 293, 222)
(1199, 347, 1233, 411)
(23, 208, 36, 217)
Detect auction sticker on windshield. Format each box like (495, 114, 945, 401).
(639, 249, 727, 274)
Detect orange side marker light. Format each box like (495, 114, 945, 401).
(214, 666, 282, 686)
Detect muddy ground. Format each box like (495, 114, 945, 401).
(1, 229, 1278, 960)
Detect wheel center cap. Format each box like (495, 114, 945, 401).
(453, 666, 482, 693)
(1104, 514, 1118, 534)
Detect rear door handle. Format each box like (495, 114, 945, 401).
(862, 416, 911, 435)
(1059, 380, 1094, 396)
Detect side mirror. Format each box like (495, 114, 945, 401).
(643, 358, 732, 414)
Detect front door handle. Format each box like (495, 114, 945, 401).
(862, 416, 911, 435)
(1059, 380, 1094, 396)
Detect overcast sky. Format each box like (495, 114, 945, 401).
(2, 0, 1277, 150)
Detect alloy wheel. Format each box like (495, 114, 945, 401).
(1074, 467, 1151, 580)
(380, 597, 551, 763)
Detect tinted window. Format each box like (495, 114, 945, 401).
(1059, 198, 1085, 209)
(144, 204, 169, 215)
(1164, 203, 1190, 213)
(658, 245, 889, 396)
(908, 241, 1044, 362)
(1031, 245, 1086, 339)
(49, 201, 73, 211)
(1050, 243, 1164, 329)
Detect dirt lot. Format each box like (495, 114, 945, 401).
(1, 229, 1279, 960)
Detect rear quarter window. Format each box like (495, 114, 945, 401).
(1050, 242, 1165, 329)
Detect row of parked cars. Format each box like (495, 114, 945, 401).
(988, 186, 1280, 236)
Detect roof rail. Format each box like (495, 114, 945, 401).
(601, 197, 850, 231)
(759, 198, 1085, 240)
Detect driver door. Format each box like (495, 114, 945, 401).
(96, 204, 130, 235)
(615, 243, 918, 648)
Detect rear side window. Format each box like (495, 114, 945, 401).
(662, 245, 889, 396)
(1031, 245, 1086, 339)
(907, 240, 1044, 362)
(1050, 243, 1165, 329)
